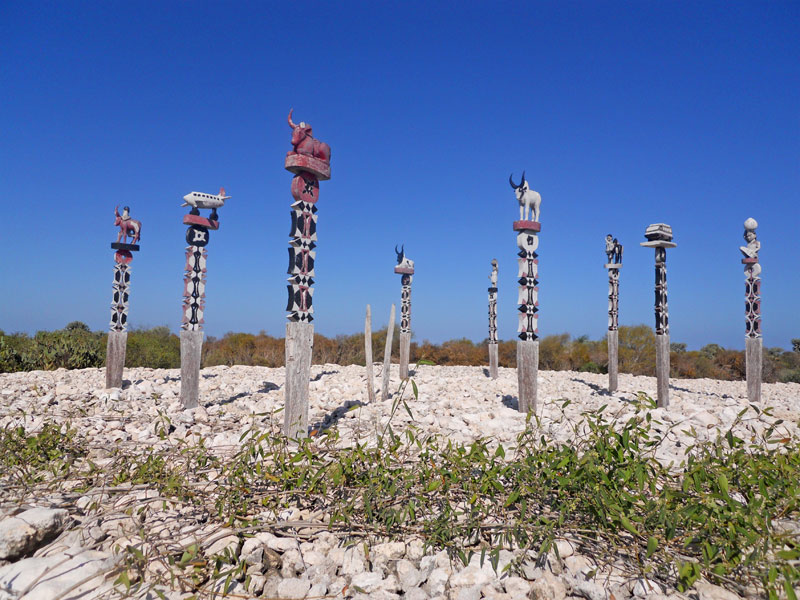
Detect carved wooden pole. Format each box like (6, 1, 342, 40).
(106, 206, 141, 388)
(510, 172, 542, 413)
(284, 110, 331, 438)
(381, 304, 396, 402)
(488, 259, 499, 379)
(641, 224, 676, 408)
(394, 245, 414, 379)
(604, 235, 623, 392)
(180, 192, 224, 409)
(741, 218, 762, 403)
(365, 304, 376, 403)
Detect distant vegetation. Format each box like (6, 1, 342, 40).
(1, 323, 799, 383)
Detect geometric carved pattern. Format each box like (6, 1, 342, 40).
(745, 268, 761, 338)
(654, 247, 668, 335)
(110, 263, 131, 332)
(286, 187, 319, 323)
(608, 268, 619, 331)
(515, 225, 540, 341)
(488, 286, 498, 344)
(400, 275, 412, 333)
(182, 245, 207, 331)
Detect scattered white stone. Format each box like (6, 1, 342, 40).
(0, 508, 69, 560)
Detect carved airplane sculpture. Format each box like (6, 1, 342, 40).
(509, 172, 541, 222)
(182, 187, 230, 219)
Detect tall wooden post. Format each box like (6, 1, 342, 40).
(394, 245, 414, 380)
(365, 305, 376, 403)
(641, 224, 676, 408)
(180, 202, 222, 409)
(741, 218, 762, 403)
(510, 172, 542, 413)
(488, 259, 499, 379)
(604, 235, 623, 393)
(106, 206, 141, 388)
(284, 110, 331, 438)
(381, 304, 396, 402)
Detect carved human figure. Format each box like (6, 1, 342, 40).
(509, 172, 541, 222)
(740, 230, 760, 259)
(605, 234, 615, 263)
(489, 259, 498, 287)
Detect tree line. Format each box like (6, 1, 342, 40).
(1, 322, 799, 383)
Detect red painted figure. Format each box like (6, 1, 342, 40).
(287, 109, 331, 165)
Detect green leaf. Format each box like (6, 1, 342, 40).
(619, 515, 639, 536)
(646, 536, 658, 558)
(717, 474, 729, 497)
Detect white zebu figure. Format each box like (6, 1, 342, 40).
(395, 245, 414, 271)
(509, 172, 541, 222)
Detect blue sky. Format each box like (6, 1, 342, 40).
(1, 1, 798, 350)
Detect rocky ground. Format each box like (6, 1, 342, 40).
(0, 364, 798, 600)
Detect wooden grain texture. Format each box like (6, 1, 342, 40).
(105, 331, 127, 389)
(607, 330, 618, 393)
(284, 321, 314, 439)
(365, 305, 375, 403)
(746, 336, 762, 403)
(399, 331, 411, 379)
(180, 330, 204, 409)
(381, 304, 396, 402)
(517, 340, 539, 413)
(488, 344, 499, 379)
(655, 334, 670, 407)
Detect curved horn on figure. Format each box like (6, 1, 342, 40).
(288, 108, 297, 129)
(520, 171, 527, 187)
(114, 205, 120, 218)
(509, 174, 519, 189)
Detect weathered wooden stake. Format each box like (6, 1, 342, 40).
(179, 330, 204, 409)
(381, 304, 396, 402)
(510, 172, 542, 413)
(106, 206, 140, 389)
(517, 340, 538, 412)
(641, 224, 676, 408)
(741, 217, 762, 402)
(488, 259, 499, 379)
(394, 246, 415, 379)
(365, 304, 376, 403)
(105, 331, 127, 389)
(604, 235, 623, 393)
(283, 110, 331, 437)
(285, 321, 314, 438)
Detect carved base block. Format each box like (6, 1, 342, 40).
(513, 220, 541, 232)
(517, 340, 539, 413)
(285, 154, 331, 180)
(604, 264, 623, 270)
(285, 321, 314, 439)
(394, 266, 415, 275)
(105, 331, 127, 389)
(111, 242, 140, 251)
(180, 330, 204, 409)
(183, 214, 219, 230)
(655, 334, 670, 408)
(488, 343, 499, 380)
(746, 336, 762, 403)
(607, 330, 618, 393)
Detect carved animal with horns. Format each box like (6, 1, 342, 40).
(509, 172, 541, 222)
(114, 206, 141, 244)
(287, 109, 331, 165)
(395, 245, 414, 270)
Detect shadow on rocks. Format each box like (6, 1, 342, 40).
(502, 395, 518, 410)
(309, 399, 365, 435)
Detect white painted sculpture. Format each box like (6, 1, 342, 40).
(509, 172, 541, 222)
(489, 259, 498, 287)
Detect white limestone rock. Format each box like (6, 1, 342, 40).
(0, 508, 70, 560)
